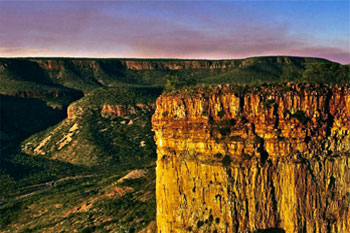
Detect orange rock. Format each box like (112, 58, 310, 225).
(101, 104, 137, 118)
(152, 84, 350, 233)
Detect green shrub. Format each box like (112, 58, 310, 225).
(217, 109, 225, 118)
(219, 127, 230, 137)
(263, 99, 275, 108)
(291, 110, 308, 124)
(230, 136, 243, 142)
(162, 111, 168, 117)
(164, 75, 197, 91)
(197, 220, 204, 228)
(222, 155, 232, 167)
(242, 153, 252, 160)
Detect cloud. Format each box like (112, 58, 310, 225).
(283, 47, 350, 64)
(0, 2, 348, 64)
(0, 47, 50, 56)
(117, 23, 349, 64)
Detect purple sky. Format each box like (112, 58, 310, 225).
(0, 1, 349, 64)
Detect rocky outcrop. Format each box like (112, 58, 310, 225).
(67, 104, 86, 119)
(101, 105, 138, 118)
(152, 83, 350, 233)
(120, 60, 241, 70)
(101, 103, 156, 118)
(67, 103, 155, 119)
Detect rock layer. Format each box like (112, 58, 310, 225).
(152, 84, 350, 233)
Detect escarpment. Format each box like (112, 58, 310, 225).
(0, 58, 241, 71)
(0, 56, 327, 73)
(152, 83, 350, 233)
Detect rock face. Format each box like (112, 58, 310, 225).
(120, 60, 240, 70)
(152, 84, 350, 233)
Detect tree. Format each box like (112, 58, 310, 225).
(164, 75, 197, 91)
(302, 63, 350, 84)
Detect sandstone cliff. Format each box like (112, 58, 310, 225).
(152, 83, 350, 233)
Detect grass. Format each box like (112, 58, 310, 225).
(0, 164, 156, 232)
(74, 86, 162, 107)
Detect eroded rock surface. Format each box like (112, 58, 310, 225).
(152, 83, 350, 233)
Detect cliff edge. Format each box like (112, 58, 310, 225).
(152, 83, 350, 233)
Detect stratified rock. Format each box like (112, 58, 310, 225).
(152, 83, 350, 233)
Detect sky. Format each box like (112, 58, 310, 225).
(0, 1, 349, 64)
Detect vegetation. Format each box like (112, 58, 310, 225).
(222, 155, 232, 167)
(0, 56, 348, 232)
(0, 163, 156, 232)
(164, 74, 197, 91)
(290, 110, 309, 125)
(0, 102, 157, 231)
(74, 86, 162, 107)
(302, 63, 350, 84)
(0, 87, 158, 232)
(1, 56, 348, 96)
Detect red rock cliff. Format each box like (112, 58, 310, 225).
(152, 83, 350, 233)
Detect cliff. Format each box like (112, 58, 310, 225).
(152, 83, 350, 233)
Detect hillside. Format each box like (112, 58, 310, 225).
(0, 56, 348, 233)
(0, 87, 159, 232)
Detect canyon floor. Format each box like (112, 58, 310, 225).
(0, 57, 349, 233)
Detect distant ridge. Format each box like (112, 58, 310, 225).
(1, 56, 347, 94)
(0, 55, 336, 64)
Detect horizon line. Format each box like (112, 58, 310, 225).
(0, 55, 342, 64)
